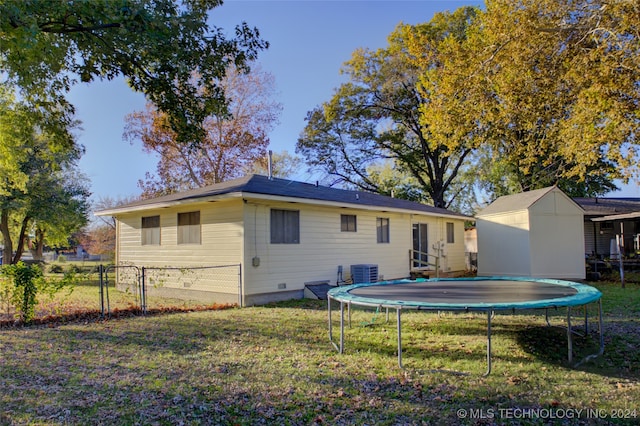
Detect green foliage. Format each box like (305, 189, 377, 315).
(48, 264, 64, 274)
(464, 0, 638, 197)
(0, 262, 43, 322)
(299, 1, 638, 206)
(0, 262, 79, 323)
(0, 87, 90, 264)
(123, 64, 281, 197)
(0, 0, 268, 145)
(296, 8, 482, 209)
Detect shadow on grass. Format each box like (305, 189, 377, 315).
(515, 322, 640, 380)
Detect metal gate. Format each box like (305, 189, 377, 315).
(99, 264, 142, 317)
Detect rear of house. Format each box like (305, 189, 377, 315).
(98, 175, 470, 305)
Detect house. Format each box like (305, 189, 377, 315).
(572, 197, 640, 259)
(96, 174, 470, 306)
(476, 186, 585, 279)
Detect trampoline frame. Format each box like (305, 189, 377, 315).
(327, 277, 604, 376)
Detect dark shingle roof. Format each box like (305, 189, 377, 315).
(573, 197, 640, 217)
(98, 174, 470, 219)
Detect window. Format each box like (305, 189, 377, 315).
(341, 214, 357, 232)
(271, 209, 300, 244)
(141, 215, 160, 245)
(600, 222, 613, 231)
(446, 222, 455, 244)
(178, 211, 200, 244)
(376, 217, 390, 243)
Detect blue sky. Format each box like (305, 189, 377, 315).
(68, 0, 639, 201)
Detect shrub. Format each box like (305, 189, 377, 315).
(49, 264, 64, 274)
(67, 264, 82, 274)
(0, 262, 79, 323)
(0, 262, 43, 323)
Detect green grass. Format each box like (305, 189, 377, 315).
(0, 281, 639, 425)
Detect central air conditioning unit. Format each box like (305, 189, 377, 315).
(350, 264, 379, 284)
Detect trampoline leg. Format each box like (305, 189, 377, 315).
(397, 308, 403, 368)
(567, 307, 573, 363)
(483, 310, 492, 377)
(328, 297, 332, 339)
(348, 302, 352, 328)
(598, 299, 604, 355)
(329, 297, 338, 352)
(584, 306, 589, 335)
(340, 301, 345, 354)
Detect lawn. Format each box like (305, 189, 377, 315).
(0, 280, 638, 425)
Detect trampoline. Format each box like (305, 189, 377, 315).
(327, 277, 604, 375)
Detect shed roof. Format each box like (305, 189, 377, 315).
(96, 174, 470, 220)
(476, 186, 563, 216)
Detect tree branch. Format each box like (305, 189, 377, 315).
(40, 21, 122, 33)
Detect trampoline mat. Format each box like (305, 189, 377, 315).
(348, 280, 578, 305)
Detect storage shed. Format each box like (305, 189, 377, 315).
(476, 186, 585, 279)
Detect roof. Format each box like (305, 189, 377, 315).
(476, 186, 563, 216)
(592, 211, 640, 222)
(96, 174, 470, 220)
(573, 197, 640, 218)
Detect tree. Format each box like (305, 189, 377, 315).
(77, 196, 140, 260)
(465, 0, 638, 198)
(365, 161, 428, 203)
(244, 150, 303, 179)
(0, 0, 268, 145)
(296, 8, 480, 208)
(124, 64, 282, 197)
(26, 170, 91, 261)
(0, 90, 89, 265)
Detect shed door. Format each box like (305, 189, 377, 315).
(412, 223, 429, 268)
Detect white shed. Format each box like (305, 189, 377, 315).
(476, 186, 585, 279)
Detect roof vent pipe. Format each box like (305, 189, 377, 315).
(268, 150, 273, 180)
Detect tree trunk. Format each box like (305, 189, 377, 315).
(30, 227, 45, 261)
(12, 216, 31, 264)
(0, 210, 12, 265)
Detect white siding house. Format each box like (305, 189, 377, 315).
(476, 186, 585, 279)
(97, 175, 470, 305)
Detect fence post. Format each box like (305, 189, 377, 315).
(238, 264, 243, 307)
(99, 264, 105, 318)
(141, 266, 147, 315)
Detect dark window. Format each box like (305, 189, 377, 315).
(376, 217, 390, 243)
(142, 215, 160, 245)
(341, 214, 357, 232)
(600, 222, 613, 231)
(178, 211, 200, 244)
(271, 209, 300, 244)
(446, 222, 455, 244)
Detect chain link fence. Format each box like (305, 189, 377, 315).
(99, 264, 242, 316)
